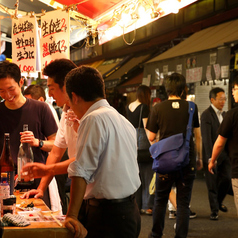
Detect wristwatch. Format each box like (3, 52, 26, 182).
(39, 139, 44, 148)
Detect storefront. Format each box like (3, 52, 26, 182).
(144, 18, 238, 114)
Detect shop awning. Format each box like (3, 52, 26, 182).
(97, 57, 130, 78)
(147, 18, 238, 63)
(117, 72, 143, 94)
(86, 60, 105, 68)
(106, 54, 150, 81)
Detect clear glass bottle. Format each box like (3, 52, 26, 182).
(0, 133, 15, 195)
(17, 124, 34, 185)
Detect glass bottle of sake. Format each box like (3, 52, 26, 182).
(0, 133, 15, 195)
(17, 124, 34, 185)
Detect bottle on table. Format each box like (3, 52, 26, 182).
(17, 124, 34, 185)
(0, 172, 10, 216)
(0, 133, 15, 195)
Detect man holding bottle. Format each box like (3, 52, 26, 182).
(20, 58, 78, 214)
(0, 60, 58, 208)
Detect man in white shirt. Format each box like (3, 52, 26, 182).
(64, 66, 141, 238)
(21, 59, 78, 214)
(201, 87, 231, 220)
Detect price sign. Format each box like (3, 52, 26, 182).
(12, 16, 38, 73)
(40, 10, 70, 69)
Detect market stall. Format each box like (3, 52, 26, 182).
(1, 193, 73, 238)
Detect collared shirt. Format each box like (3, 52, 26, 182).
(68, 99, 141, 200)
(54, 104, 78, 158)
(211, 104, 223, 124)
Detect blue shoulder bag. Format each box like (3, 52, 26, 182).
(149, 101, 195, 174)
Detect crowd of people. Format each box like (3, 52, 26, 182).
(0, 58, 237, 238)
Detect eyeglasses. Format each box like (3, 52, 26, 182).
(217, 97, 226, 102)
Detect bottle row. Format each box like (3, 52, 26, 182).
(0, 124, 34, 195)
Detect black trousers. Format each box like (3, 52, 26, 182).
(78, 196, 141, 238)
(204, 158, 231, 213)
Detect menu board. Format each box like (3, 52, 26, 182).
(40, 10, 70, 69)
(12, 16, 39, 73)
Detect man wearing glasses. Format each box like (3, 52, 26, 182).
(209, 79, 238, 216)
(201, 87, 231, 220)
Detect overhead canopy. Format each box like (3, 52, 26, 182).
(54, 0, 126, 19)
(97, 57, 129, 78)
(147, 18, 238, 63)
(106, 54, 150, 81)
(117, 72, 143, 94)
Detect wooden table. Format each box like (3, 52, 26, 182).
(0, 193, 74, 238)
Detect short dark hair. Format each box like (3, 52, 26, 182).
(42, 58, 77, 89)
(0, 61, 21, 84)
(232, 76, 238, 88)
(23, 85, 46, 101)
(65, 65, 105, 101)
(209, 87, 225, 100)
(136, 85, 151, 108)
(164, 73, 186, 97)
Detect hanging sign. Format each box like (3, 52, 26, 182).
(12, 16, 39, 73)
(40, 10, 70, 69)
(206, 65, 212, 81)
(186, 67, 203, 83)
(176, 64, 182, 74)
(234, 53, 238, 69)
(213, 64, 221, 80)
(221, 65, 229, 78)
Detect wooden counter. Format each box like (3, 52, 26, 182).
(0, 193, 73, 238)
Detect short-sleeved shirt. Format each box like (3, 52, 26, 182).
(0, 98, 58, 166)
(68, 99, 141, 200)
(146, 99, 199, 167)
(218, 107, 238, 178)
(54, 106, 78, 159)
(126, 104, 150, 128)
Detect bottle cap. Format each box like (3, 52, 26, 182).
(23, 124, 28, 131)
(10, 195, 16, 204)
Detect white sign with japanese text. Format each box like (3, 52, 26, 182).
(40, 10, 70, 69)
(213, 64, 221, 80)
(12, 16, 38, 73)
(186, 67, 203, 83)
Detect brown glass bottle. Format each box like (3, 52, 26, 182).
(0, 133, 15, 195)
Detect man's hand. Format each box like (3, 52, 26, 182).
(65, 216, 88, 238)
(208, 160, 216, 174)
(21, 163, 48, 181)
(196, 159, 203, 171)
(20, 188, 44, 199)
(20, 131, 39, 147)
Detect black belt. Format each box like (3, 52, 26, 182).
(87, 194, 135, 206)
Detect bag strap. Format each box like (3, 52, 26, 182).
(137, 105, 143, 147)
(185, 101, 195, 148)
(138, 104, 143, 128)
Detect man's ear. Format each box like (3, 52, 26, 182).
(19, 78, 24, 88)
(38, 97, 45, 102)
(71, 92, 79, 104)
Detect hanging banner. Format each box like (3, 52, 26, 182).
(40, 10, 70, 69)
(12, 16, 39, 73)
